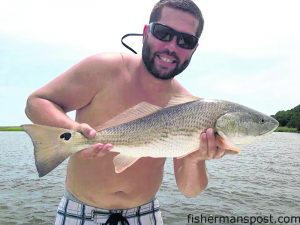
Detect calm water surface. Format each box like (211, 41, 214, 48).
(0, 132, 299, 225)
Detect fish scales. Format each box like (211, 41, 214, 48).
(77, 101, 227, 161)
(92, 101, 221, 147)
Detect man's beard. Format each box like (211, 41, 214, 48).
(142, 41, 191, 80)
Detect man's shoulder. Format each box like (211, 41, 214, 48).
(172, 79, 192, 95)
(79, 52, 138, 72)
(82, 52, 124, 66)
(85, 52, 138, 62)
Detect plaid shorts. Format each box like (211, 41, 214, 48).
(54, 193, 163, 225)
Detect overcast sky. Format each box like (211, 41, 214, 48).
(0, 0, 299, 125)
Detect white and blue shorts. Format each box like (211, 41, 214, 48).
(55, 191, 163, 225)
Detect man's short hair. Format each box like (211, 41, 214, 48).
(149, 0, 204, 38)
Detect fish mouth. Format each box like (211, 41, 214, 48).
(259, 119, 279, 136)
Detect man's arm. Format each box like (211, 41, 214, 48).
(25, 54, 117, 157)
(26, 54, 106, 124)
(173, 128, 225, 197)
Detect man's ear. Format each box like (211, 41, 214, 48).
(143, 24, 149, 42)
(191, 42, 199, 55)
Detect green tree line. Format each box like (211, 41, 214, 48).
(272, 104, 300, 131)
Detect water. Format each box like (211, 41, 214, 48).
(0, 132, 299, 225)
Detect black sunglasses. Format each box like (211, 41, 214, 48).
(149, 22, 198, 49)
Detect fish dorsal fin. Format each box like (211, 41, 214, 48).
(96, 102, 162, 131)
(165, 94, 200, 108)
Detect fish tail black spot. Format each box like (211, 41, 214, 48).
(60, 132, 72, 141)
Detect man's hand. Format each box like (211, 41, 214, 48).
(74, 123, 113, 159)
(173, 128, 225, 197)
(186, 128, 225, 164)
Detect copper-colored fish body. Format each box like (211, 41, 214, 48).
(22, 96, 279, 177)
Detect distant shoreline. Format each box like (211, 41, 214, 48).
(0, 126, 23, 131)
(275, 126, 299, 133)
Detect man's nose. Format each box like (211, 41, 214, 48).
(164, 36, 178, 52)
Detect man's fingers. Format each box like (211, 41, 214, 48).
(74, 122, 113, 159)
(214, 147, 225, 159)
(200, 132, 208, 154)
(76, 123, 96, 138)
(199, 128, 225, 160)
(206, 128, 216, 159)
(102, 143, 113, 151)
(79, 143, 101, 158)
(79, 143, 113, 159)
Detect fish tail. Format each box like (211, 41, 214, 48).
(22, 124, 79, 177)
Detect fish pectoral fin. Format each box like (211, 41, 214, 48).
(96, 102, 162, 131)
(112, 154, 141, 173)
(216, 135, 240, 154)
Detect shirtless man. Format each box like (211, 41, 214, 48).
(25, 0, 225, 224)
